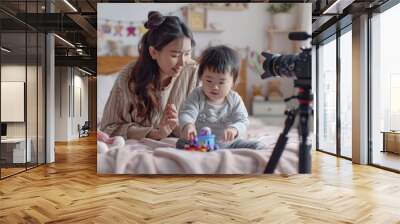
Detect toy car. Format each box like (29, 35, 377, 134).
(184, 127, 219, 152)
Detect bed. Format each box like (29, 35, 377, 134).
(97, 117, 300, 174)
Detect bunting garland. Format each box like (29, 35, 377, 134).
(98, 8, 182, 38)
(126, 22, 136, 36)
(100, 20, 112, 34)
(99, 19, 148, 38)
(98, 8, 180, 57)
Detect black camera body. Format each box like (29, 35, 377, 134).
(260, 32, 311, 89)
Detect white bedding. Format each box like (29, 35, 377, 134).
(97, 118, 300, 174)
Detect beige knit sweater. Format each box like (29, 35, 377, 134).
(100, 61, 199, 140)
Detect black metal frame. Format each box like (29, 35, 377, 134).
(367, 10, 373, 166)
(315, 44, 319, 151)
(0, 0, 47, 180)
(336, 27, 341, 158)
(315, 21, 353, 162)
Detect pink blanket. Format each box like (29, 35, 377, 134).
(97, 123, 301, 174)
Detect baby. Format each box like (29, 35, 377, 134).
(177, 45, 264, 150)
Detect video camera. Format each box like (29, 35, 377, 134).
(261, 32, 313, 174)
(260, 32, 311, 89)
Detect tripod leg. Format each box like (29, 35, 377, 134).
(298, 93, 312, 173)
(264, 135, 289, 173)
(264, 110, 297, 174)
(299, 142, 311, 173)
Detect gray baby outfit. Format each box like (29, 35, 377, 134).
(178, 87, 264, 149)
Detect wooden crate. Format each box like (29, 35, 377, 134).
(383, 132, 400, 154)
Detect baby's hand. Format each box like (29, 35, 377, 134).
(182, 123, 197, 140)
(224, 127, 238, 142)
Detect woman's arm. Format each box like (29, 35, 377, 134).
(97, 130, 115, 144)
(100, 65, 155, 140)
(168, 63, 200, 137)
(100, 87, 154, 139)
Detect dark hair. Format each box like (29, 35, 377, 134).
(198, 45, 240, 83)
(129, 11, 195, 124)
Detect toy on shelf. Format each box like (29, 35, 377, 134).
(184, 127, 219, 152)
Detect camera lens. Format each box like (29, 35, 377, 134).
(261, 52, 296, 79)
(260, 49, 311, 81)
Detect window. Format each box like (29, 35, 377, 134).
(339, 28, 352, 158)
(317, 36, 337, 154)
(370, 2, 400, 171)
(0, 1, 46, 179)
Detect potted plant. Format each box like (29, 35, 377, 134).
(267, 3, 295, 30)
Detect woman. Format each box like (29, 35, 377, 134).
(100, 11, 199, 140)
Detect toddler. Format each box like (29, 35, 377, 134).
(178, 45, 264, 150)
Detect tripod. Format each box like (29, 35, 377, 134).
(264, 80, 312, 174)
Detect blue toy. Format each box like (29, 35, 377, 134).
(184, 127, 219, 152)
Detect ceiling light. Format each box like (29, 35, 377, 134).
(323, 0, 341, 14)
(76, 48, 85, 55)
(78, 67, 93, 76)
(322, 0, 355, 15)
(63, 0, 78, 12)
(54, 34, 75, 48)
(1, 47, 11, 53)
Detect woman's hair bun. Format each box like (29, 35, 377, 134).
(144, 11, 166, 30)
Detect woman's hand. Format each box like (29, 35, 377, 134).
(158, 104, 178, 139)
(182, 123, 197, 140)
(224, 127, 238, 142)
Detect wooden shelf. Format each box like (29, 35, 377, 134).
(195, 5, 248, 11)
(235, 58, 250, 111)
(97, 56, 137, 75)
(192, 28, 223, 33)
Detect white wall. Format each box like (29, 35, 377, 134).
(97, 3, 311, 57)
(1, 65, 26, 81)
(80, 76, 89, 126)
(97, 3, 187, 57)
(54, 67, 89, 141)
(72, 74, 89, 138)
(97, 73, 118, 124)
(55, 67, 68, 141)
(98, 3, 277, 65)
